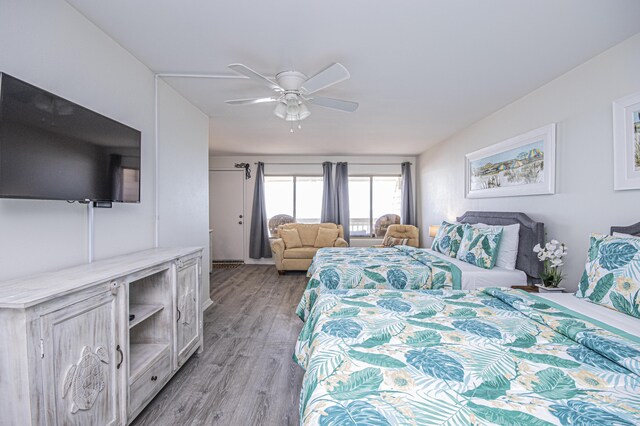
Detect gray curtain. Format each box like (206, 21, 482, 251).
(334, 162, 350, 242)
(249, 162, 272, 259)
(320, 162, 336, 223)
(401, 161, 416, 226)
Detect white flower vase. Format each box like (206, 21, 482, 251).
(535, 284, 565, 293)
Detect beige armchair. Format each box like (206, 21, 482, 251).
(271, 223, 348, 274)
(376, 224, 420, 248)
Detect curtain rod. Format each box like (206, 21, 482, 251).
(253, 162, 411, 166)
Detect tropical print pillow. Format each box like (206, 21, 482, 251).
(456, 224, 503, 269)
(382, 236, 408, 247)
(431, 221, 465, 257)
(576, 233, 640, 318)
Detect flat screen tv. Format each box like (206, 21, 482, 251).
(0, 73, 141, 203)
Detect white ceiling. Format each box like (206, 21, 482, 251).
(66, 0, 640, 156)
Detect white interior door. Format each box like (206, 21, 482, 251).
(209, 170, 245, 261)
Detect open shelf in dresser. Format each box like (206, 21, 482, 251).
(129, 304, 164, 328)
(127, 267, 174, 415)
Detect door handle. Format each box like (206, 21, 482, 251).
(116, 345, 123, 370)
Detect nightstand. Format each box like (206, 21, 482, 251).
(511, 285, 539, 293)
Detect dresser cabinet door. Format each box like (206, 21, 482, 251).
(175, 257, 200, 367)
(41, 291, 121, 426)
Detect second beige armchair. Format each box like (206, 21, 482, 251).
(377, 224, 420, 248)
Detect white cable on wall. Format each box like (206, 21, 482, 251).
(87, 202, 94, 262)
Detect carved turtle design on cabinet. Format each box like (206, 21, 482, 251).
(62, 346, 109, 414)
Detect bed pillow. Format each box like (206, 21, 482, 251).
(314, 228, 340, 248)
(382, 236, 408, 247)
(456, 224, 504, 269)
(280, 228, 303, 249)
(476, 223, 520, 270)
(431, 221, 465, 257)
(613, 232, 639, 239)
(575, 233, 640, 318)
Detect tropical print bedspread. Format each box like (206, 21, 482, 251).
(294, 288, 640, 425)
(297, 246, 462, 321)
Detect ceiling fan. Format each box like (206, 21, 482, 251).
(224, 63, 358, 129)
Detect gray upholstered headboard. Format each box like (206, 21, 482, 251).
(456, 211, 544, 280)
(611, 222, 640, 237)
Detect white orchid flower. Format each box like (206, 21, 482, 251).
(552, 258, 562, 265)
(533, 244, 541, 253)
(551, 239, 559, 245)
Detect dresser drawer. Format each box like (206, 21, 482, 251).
(129, 348, 171, 415)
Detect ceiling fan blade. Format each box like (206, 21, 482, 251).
(301, 63, 351, 95)
(228, 64, 282, 91)
(308, 96, 359, 112)
(225, 97, 280, 105)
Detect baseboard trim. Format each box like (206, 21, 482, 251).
(243, 258, 275, 265)
(202, 297, 214, 312)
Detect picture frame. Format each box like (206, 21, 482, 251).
(613, 91, 640, 191)
(465, 123, 556, 199)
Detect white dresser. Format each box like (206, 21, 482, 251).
(0, 247, 203, 426)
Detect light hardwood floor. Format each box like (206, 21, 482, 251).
(131, 265, 307, 426)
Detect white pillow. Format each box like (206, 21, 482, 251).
(475, 223, 520, 270)
(613, 232, 639, 238)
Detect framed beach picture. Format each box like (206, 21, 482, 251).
(465, 123, 556, 199)
(613, 91, 640, 191)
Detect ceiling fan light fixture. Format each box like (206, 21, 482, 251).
(273, 101, 287, 120)
(274, 98, 311, 122)
(286, 105, 299, 116)
(298, 103, 311, 120)
(286, 97, 299, 115)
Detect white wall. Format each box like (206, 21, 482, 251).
(209, 155, 417, 263)
(158, 80, 211, 306)
(418, 33, 640, 292)
(0, 1, 210, 303)
(0, 0, 154, 279)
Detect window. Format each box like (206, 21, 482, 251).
(348, 176, 402, 237)
(295, 176, 323, 224)
(264, 176, 323, 236)
(348, 177, 371, 237)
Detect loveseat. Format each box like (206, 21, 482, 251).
(271, 223, 348, 274)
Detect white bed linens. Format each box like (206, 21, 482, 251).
(537, 293, 640, 338)
(426, 248, 527, 289)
